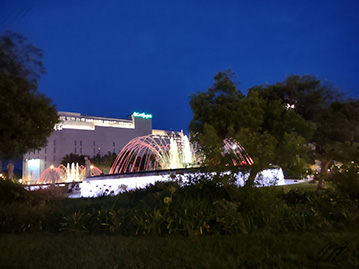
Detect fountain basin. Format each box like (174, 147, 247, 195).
(79, 168, 285, 198)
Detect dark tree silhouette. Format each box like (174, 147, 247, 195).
(0, 32, 58, 159)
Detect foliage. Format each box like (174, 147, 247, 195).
(0, 180, 33, 205)
(332, 163, 359, 200)
(0, 32, 58, 159)
(61, 152, 117, 173)
(189, 70, 312, 185)
(91, 151, 117, 173)
(61, 153, 86, 166)
(258, 75, 359, 188)
(1, 177, 359, 268)
(1, 173, 359, 236)
(1, 170, 358, 267)
(60, 210, 92, 233)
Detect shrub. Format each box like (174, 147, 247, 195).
(0, 180, 33, 205)
(332, 163, 359, 199)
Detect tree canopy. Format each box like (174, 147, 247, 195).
(258, 75, 359, 188)
(0, 32, 58, 160)
(61, 152, 117, 173)
(189, 71, 313, 186)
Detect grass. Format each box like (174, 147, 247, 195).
(0, 232, 358, 268)
(276, 181, 335, 191)
(1, 171, 358, 268)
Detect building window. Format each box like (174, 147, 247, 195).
(53, 147, 56, 153)
(74, 140, 77, 146)
(80, 140, 82, 146)
(45, 156, 47, 161)
(38, 150, 40, 154)
(93, 148, 96, 154)
(74, 148, 77, 154)
(113, 141, 115, 147)
(113, 148, 116, 153)
(45, 148, 47, 154)
(53, 140, 56, 146)
(80, 148, 82, 154)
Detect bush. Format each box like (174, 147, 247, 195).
(332, 163, 359, 199)
(1, 172, 359, 236)
(0, 180, 33, 205)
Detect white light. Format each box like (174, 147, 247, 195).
(79, 168, 285, 198)
(286, 103, 295, 110)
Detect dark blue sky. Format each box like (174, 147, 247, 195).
(1, 0, 358, 133)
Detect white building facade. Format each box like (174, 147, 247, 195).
(22, 111, 154, 183)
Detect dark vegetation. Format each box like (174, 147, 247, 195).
(61, 152, 117, 173)
(190, 71, 359, 189)
(1, 164, 358, 267)
(0, 32, 58, 160)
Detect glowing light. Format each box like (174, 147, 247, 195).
(36, 163, 102, 184)
(182, 135, 193, 165)
(110, 134, 198, 174)
(26, 159, 41, 182)
(81, 168, 285, 198)
(286, 103, 295, 110)
(109, 135, 252, 174)
(133, 112, 152, 119)
(169, 137, 179, 169)
(58, 114, 134, 130)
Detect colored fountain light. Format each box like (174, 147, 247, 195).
(110, 134, 196, 174)
(36, 163, 102, 184)
(223, 138, 254, 166)
(110, 134, 253, 174)
(37, 164, 68, 184)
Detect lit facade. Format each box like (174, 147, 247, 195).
(22, 111, 154, 183)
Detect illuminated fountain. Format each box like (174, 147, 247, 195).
(89, 165, 103, 177)
(110, 134, 197, 174)
(81, 135, 287, 198)
(66, 163, 82, 182)
(110, 134, 253, 174)
(37, 164, 67, 184)
(223, 138, 254, 166)
(37, 163, 102, 184)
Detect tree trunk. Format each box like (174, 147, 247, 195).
(244, 167, 259, 188)
(318, 159, 331, 189)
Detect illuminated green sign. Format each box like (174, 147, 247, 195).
(133, 112, 152, 119)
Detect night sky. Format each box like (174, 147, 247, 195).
(1, 0, 358, 134)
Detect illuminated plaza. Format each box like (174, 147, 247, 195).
(22, 111, 182, 184)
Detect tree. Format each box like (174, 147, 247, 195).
(91, 152, 117, 173)
(61, 152, 117, 174)
(259, 75, 359, 188)
(189, 71, 312, 186)
(61, 153, 86, 166)
(0, 32, 58, 160)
